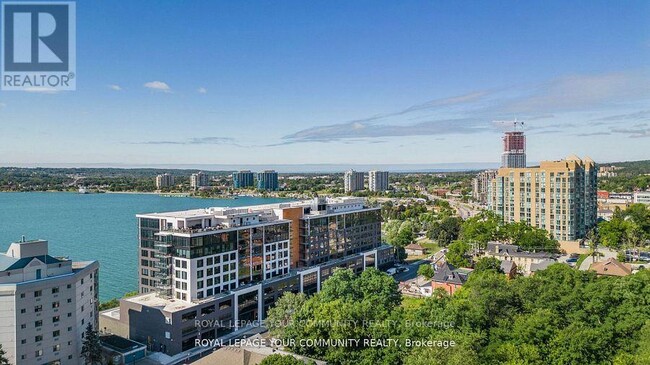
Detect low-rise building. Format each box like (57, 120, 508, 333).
(430, 262, 472, 295)
(530, 259, 557, 274)
(0, 238, 99, 365)
(100, 334, 147, 365)
(634, 191, 650, 205)
(484, 242, 556, 276)
(589, 258, 632, 277)
(500, 260, 517, 279)
(404, 243, 426, 256)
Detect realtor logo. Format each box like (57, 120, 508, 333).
(1, 1, 76, 90)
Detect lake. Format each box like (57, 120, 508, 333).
(0, 192, 290, 302)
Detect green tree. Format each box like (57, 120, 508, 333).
(395, 221, 415, 247)
(0, 343, 9, 365)
(446, 241, 471, 268)
(599, 217, 630, 249)
(260, 354, 315, 365)
(459, 211, 503, 246)
(80, 323, 102, 365)
(266, 292, 307, 336)
(427, 216, 462, 246)
(473, 257, 503, 273)
(417, 264, 435, 279)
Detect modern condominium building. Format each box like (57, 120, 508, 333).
(0, 239, 99, 365)
(232, 170, 255, 189)
(101, 197, 393, 355)
(472, 170, 497, 205)
(190, 171, 210, 190)
(488, 155, 597, 241)
(501, 131, 526, 168)
(344, 170, 365, 192)
(256, 170, 279, 191)
(156, 173, 175, 189)
(368, 170, 389, 192)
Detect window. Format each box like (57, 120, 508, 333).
(35, 320, 43, 328)
(53, 330, 60, 337)
(52, 301, 60, 308)
(21, 339, 26, 344)
(53, 344, 60, 351)
(20, 293, 25, 298)
(53, 316, 60, 323)
(35, 335, 43, 342)
(35, 305, 43, 313)
(21, 308, 26, 314)
(52, 287, 59, 294)
(35, 350, 43, 357)
(67, 284, 71, 289)
(34, 290, 42, 298)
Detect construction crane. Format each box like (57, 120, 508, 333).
(493, 119, 525, 131)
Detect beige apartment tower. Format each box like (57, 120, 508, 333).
(0, 239, 99, 365)
(488, 155, 597, 241)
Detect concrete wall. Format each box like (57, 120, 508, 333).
(559, 240, 589, 255)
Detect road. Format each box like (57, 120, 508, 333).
(393, 259, 427, 282)
(421, 192, 481, 219)
(578, 247, 618, 271)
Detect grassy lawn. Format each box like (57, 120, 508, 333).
(401, 296, 426, 309)
(415, 237, 441, 253)
(575, 254, 589, 268)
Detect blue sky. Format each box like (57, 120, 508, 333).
(0, 0, 649, 167)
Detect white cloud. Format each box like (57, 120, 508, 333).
(108, 84, 122, 91)
(22, 87, 60, 94)
(0, 102, 6, 109)
(144, 81, 171, 93)
(198, 87, 207, 94)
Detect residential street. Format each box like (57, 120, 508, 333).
(578, 247, 618, 271)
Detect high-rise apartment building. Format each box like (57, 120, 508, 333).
(190, 171, 210, 190)
(101, 197, 393, 355)
(501, 131, 526, 168)
(232, 170, 255, 189)
(0, 239, 99, 365)
(256, 170, 279, 191)
(344, 170, 365, 192)
(156, 173, 175, 189)
(488, 155, 597, 241)
(368, 170, 389, 192)
(472, 170, 497, 205)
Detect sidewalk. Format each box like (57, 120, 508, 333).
(578, 248, 617, 271)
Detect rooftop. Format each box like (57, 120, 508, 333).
(138, 197, 369, 219)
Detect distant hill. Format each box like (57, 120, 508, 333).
(599, 160, 650, 192)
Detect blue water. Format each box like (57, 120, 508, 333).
(0, 192, 289, 302)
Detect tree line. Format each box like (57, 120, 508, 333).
(267, 266, 650, 365)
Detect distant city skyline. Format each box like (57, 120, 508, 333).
(0, 1, 649, 165)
